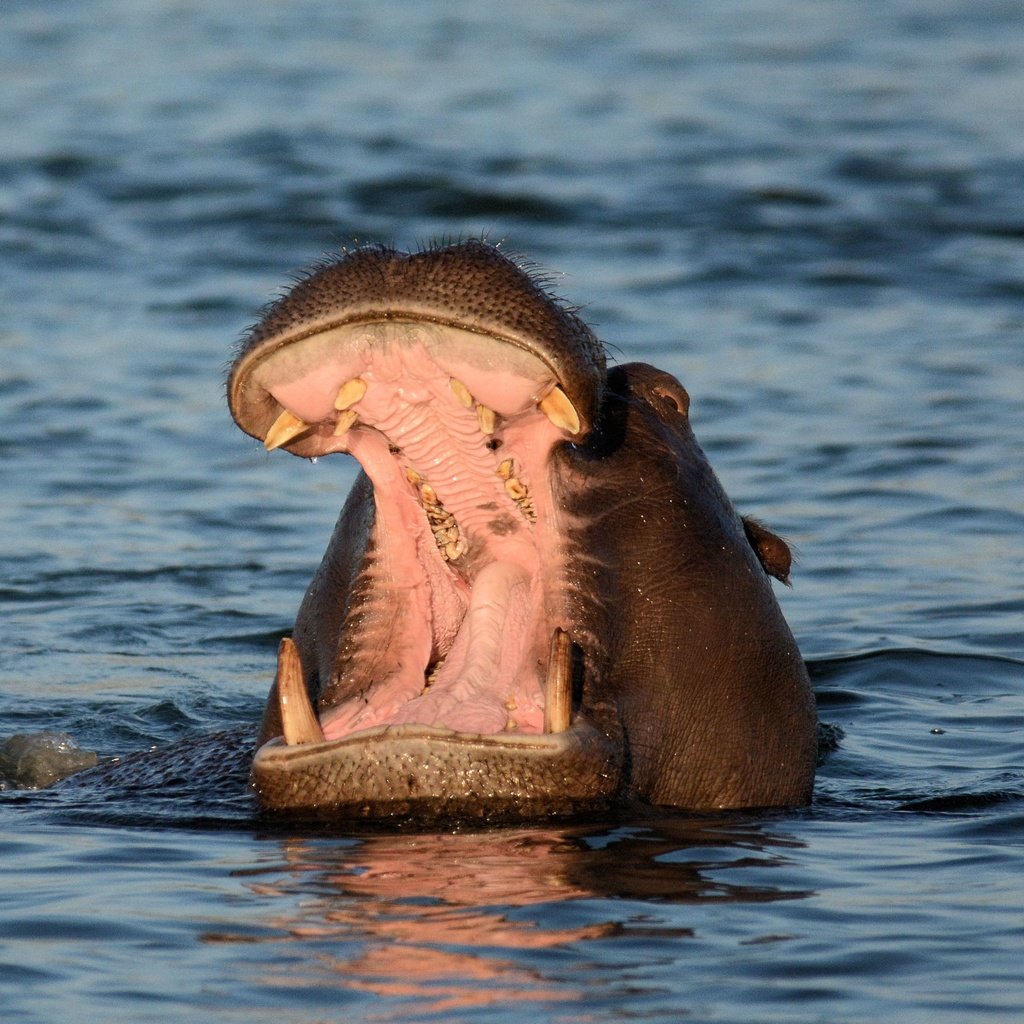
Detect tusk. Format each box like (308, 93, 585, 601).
(333, 409, 358, 436)
(449, 378, 474, 409)
(477, 404, 497, 434)
(538, 385, 580, 435)
(265, 410, 311, 451)
(544, 628, 572, 734)
(276, 637, 325, 746)
(334, 377, 367, 411)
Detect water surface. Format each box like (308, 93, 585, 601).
(2, 2, 1023, 1021)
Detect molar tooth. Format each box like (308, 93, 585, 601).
(276, 637, 325, 746)
(496, 458, 514, 480)
(504, 477, 528, 501)
(477, 404, 497, 434)
(449, 377, 474, 409)
(420, 483, 438, 506)
(544, 628, 572, 734)
(440, 536, 467, 560)
(433, 526, 460, 548)
(406, 467, 423, 485)
(538, 385, 581, 435)
(264, 410, 311, 451)
(333, 409, 358, 436)
(333, 377, 367, 411)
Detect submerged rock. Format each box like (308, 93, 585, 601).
(0, 731, 98, 790)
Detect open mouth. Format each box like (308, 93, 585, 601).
(227, 242, 817, 817)
(232, 317, 588, 750)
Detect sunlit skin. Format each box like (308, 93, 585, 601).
(228, 240, 817, 821)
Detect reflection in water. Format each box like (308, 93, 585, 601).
(214, 817, 812, 1013)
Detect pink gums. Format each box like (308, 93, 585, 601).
(256, 325, 568, 739)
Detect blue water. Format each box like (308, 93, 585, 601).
(2, 1, 1023, 1021)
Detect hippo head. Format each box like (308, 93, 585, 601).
(228, 241, 816, 821)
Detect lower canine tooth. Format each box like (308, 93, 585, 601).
(333, 409, 358, 436)
(544, 628, 572, 734)
(538, 385, 581, 435)
(264, 410, 311, 451)
(276, 637, 325, 745)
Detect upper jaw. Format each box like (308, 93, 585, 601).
(227, 240, 605, 458)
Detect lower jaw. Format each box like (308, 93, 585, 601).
(250, 718, 623, 822)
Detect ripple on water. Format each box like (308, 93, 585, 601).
(2, 0, 1024, 1021)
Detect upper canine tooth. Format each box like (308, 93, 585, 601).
(265, 410, 312, 451)
(333, 409, 358, 436)
(449, 378, 474, 408)
(538, 385, 581, 435)
(544, 628, 572, 734)
(477, 405, 497, 434)
(276, 637, 325, 746)
(333, 378, 367, 411)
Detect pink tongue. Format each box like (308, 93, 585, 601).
(388, 561, 533, 733)
(318, 561, 542, 740)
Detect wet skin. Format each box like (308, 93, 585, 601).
(228, 241, 817, 821)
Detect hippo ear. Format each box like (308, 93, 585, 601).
(649, 375, 690, 418)
(607, 363, 690, 418)
(742, 516, 793, 586)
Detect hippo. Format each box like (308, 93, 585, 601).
(227, 240, 817, 821)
